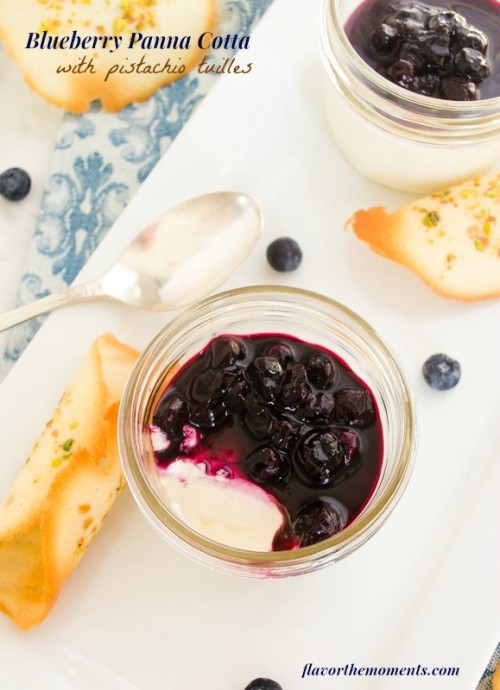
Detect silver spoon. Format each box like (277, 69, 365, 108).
(0, 191, 263, 333)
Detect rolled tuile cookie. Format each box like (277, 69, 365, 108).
(0, 0, 217, 113)
(349, 171, 500, 302)
(0, 334, 139, 630)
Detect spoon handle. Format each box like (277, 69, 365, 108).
(0, 280, 107, 333)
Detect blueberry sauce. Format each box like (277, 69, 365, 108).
(150, 334, 384, 551)
(345, 0, 500, 100)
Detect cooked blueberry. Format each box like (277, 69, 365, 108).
(249, 356, 283, 401)
(189, 404, 227, 429)
(295, 499, 344, 547)
(299, 392, 335, 421)
(387, 58, 415, 85)
(264, 341, 295, 366)
(422, 353, 461, 390)
(411, 73, 440, 96)
(455, 47, 490, 82)
(244, 679, 283, 690)
(266, 237, 303, 272)
(335, 387, 375, 428)
(0, 167, 31, 201)
(224, 377, 249, 412)
(440, 77, 476, 100)
(457, 28, 488, 55)
(305, 354, 335, 389)
(189, 369, 228, 404)
(333, 428, 360, 462)
(152, 393, 189, 437)
(243, 398, 275, 439)
(271, 419, 300, 452)
(279, 363, 310, 409)
(296, 430, 349, 485)
(209, 335, 246, 368)
(372, 22, 399, 54)
(245, 447, 288, 484)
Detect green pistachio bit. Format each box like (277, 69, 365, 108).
(62, 438, 75, 452)
(51, 457, 63, 467)
(422, 210, 440, 228)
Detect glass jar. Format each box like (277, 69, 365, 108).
(320, 0, 500, 194)
(118, 286, 417, 578)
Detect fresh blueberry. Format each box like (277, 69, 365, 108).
(244, 679, 283, 690)
(266, 237, 303, 272)
(294, 499, 344, 547)
(335, 387, 375, 428)
(0, 167, 31, 201)
(245, 447, 288, 484)
(422, 353, 461, 390)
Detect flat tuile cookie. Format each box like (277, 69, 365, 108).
(0, 0, 216, 113)
(349, 171, 500, 302)
(0, 333, 139, 630)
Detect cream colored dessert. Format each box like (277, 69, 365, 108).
(158, 460, 284, 551)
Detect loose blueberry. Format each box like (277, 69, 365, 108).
(295, 499, 344, 547)
(422, 353, 461, 390)
(245, 447, 288, 484)
(335, 387, 375, 428)
(244, 679, 283, 690)
(266, 237, 303, 272)
(0, 167, 31, 201)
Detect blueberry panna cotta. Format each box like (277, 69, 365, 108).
(244, 679, 283, 690)
(152, 334, 383, 550)
(266, 237, 303, 272)
(0, 167, 31, 201)
(358, 1, 492, 100)
(422, 353, 461, 390)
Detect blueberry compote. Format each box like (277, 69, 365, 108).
(150, 334, 384, 551)
(345, 0, 500, 100)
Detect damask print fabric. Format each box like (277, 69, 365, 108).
(0, 0, 274, 381)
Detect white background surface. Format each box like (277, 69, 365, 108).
(1, 0, 499, 688)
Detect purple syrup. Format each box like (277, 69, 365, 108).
(345, 0, 500, 100)
(150, 334, 384, 551)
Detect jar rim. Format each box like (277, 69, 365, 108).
(118, 286, 418, 575)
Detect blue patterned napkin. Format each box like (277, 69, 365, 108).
(0, 0, 273, 382)
(477, 642, 500, 690)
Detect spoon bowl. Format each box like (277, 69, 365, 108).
(0, 192, 263, 332)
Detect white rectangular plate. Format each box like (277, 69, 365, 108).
(0, 0, 499, 688)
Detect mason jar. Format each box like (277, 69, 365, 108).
(320, 0, 500, 194)
(118, 286, 417, 578)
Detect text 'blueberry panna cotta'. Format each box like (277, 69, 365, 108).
(149, 334, 383, 552)
(345, 0, 500, 100)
